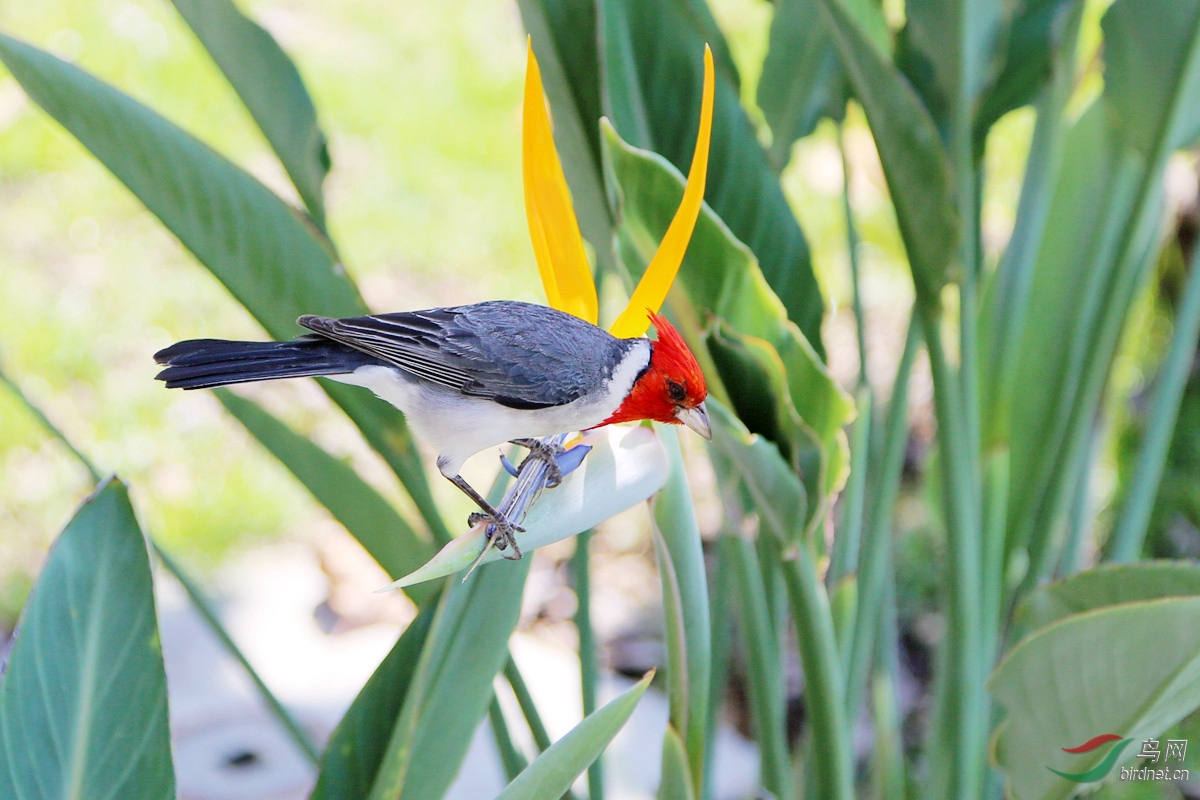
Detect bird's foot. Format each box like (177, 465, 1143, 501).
(467, 511, 525, 561)
(510, 438, 567, 488)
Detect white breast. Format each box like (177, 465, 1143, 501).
(328, 339, 651, 477)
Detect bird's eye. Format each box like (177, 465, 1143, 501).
(667, 379, 686, 403)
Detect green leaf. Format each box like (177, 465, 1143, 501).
(973, 0, 1080, 144)
(757, 0, 847, 170)
(0, 33, 447, 542)
(369, 559, 530, 800)
(705, 322, 829, 537)
(895, 0, 1006, 137)
(982, 0, 1082, 447)
(215, 390, 435, 605)
(708, 320, 833, 475)
(656, 725, 697, 800)
(758, 0, 890, 170)
(1103, 0, 1200, 155)
(385, 426, 669, 587)
(812, 0, 959, 300)
(495, 670, 654, 800)
(992, 597, 1200, 800)
(0, 479, 174, 800)
(601, 121, 853, 533)
(0, 32, 359, 342)
(1016, 561, 1200, 633)
(309, 604, 436, 800)
(707, 399, 806, 551)
(1003, 103, 1131, 556)
(598, 0, 825, 351)
(705, 321, 799, 455)
(654, 518, 690, 758)
(168, 0, 331, 228)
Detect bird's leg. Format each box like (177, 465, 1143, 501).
(449, 474, 524, 560)
(509, 438, 567, 488)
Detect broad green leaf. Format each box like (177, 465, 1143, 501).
(0, 479, 174, 800)
(1103, 0, 1200, 155)
(992, 597, 1200, 800)
(369, 558, 530, 800)
(598, 0, 825, 351)
(1004, 103, 1133, 555)
(1016, 562, 1200, 633)
(0, 33, 358, 341)
(0, 33, 447, 542)
(656, 725, 697, 800)
(651, 431, 710, 789)
(896, 0, 1005, 138)
(495, 671, 653, 800)
(705, 323, 832, 538)
(707, 400, 806, 550)
(215, 390, 435, 605)
(981, 0, 1082, 446)
(973, 0, 1080, 144)
(601, 122, 853, 530)
(168, 0, 330, 228)
(705, 321, 798, 455)
(309, 604, 436, 800)
(757, 0, 889, 170)
(384, 425, 668, 587)
(811, 0, 959, 300)
(758, 0, 847, 170)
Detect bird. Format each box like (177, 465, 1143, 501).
(154, 300, 710, 555)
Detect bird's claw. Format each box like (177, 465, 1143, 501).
(510, 438, 567, 488)
(467, 511, 525, 561)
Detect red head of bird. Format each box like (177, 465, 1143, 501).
(600, 312, 710, 438)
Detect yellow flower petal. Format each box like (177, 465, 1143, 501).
(609, 45, 714, 339)
(523, 38, 597, 324)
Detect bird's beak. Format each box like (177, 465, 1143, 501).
(676, 402, 712, 440)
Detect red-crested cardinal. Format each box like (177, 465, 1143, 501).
(154, 300, 710, 551)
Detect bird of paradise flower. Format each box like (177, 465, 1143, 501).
(385, 39, 714, 587)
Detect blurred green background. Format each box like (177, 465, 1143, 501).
(0, 0, 1038, 628)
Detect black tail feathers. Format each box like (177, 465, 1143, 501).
(154, 335, 382, 390)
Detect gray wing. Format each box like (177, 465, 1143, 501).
(298, 300, 636, 409)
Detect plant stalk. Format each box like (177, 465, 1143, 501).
(919, 304, 984, 800)
(770, 535, 854, 800)
(569, 530, 604, 798)
(845, 318, 920, 722)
